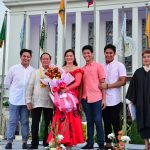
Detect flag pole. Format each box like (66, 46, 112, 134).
(24, 12, 27, 49)
(121, 6, 127, 134)
(93, 0, 96, 53)
(38, 25, 41, 68)
(0, 11, 7, 134)
(63, 0, 67, 53)
(146, 3, 148, 49)
(45, 11, 47, 52)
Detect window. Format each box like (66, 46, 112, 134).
(72, 23, 75, 50)
(125, 20, 132, 74)
(106, 21, 113, 44)
(88, 22, 94, 46)
(142, 19, 146, 50)
(55, 24, 58, 64)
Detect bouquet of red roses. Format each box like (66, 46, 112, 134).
(45, 66, 61, 79)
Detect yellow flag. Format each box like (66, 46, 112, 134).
(145, 12, 150, 48)
(59, 0, 65, 25)
(0, 40, 3, 48)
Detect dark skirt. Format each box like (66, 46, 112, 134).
(139, 127, 150, 138)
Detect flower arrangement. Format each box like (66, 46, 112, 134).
(39, 66, 61, 88)
(108, 130, 131, 150)
(45, 66, 61, 79)
(45, 122, 66, 150)
(40, 66, 79, 112)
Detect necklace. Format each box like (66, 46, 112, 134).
(65, 65, 75, 72)
(39, 68, 46, 88)
(66, 64, 74, 68)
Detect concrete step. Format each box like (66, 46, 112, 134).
(0, 136, 145, 150)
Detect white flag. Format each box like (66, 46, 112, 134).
(121, 13, 126, 40)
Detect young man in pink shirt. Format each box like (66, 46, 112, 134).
(81, 45, 106, 150)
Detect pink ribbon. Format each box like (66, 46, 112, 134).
(52, 82, 67, 107)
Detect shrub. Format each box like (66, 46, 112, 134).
(128, 121, 144, 144)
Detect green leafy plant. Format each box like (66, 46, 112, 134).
(128, 121, 144, 144)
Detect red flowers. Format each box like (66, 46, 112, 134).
(45, 66, 61, 79)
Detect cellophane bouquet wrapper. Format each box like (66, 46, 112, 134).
(40, 69, 78, 112)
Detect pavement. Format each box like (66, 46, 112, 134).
(0, 135, 145, 150)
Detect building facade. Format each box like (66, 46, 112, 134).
(2, 0, 150, 75)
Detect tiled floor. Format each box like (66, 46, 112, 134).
(0, 135, 145, 150)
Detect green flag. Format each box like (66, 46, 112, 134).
(0, 15, 6, 48)
(40, 17, 45, 51)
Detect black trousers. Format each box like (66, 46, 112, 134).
(102, 102, 121, 143)
(31, 107, 53, 147)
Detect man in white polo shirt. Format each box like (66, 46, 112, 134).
(100, 44, 127, 149)
(4, 49, 34, 149)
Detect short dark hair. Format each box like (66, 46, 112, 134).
(20, 49, 32, 57)
(104, 44, 116, 54)
(40, 52, 51, 60)
(82, 45, 93, 53)
(142, 50, 150, 57)
(63, 49, 78, 66)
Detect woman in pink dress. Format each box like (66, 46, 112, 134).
(47, 49, 84, 147)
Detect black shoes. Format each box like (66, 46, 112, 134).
(5, 142, 29, 149)
(81, 143, 106, 150)
(5, 143, 12, 149)
(104, 143, 113, 150)
(22, 143, 28, 149)
(98, 144, 105, 150)
(81, 143, 94, 149)
(99, 146, 106, 150)
(27, 145, 38, 149)
(43, 143, 49, 147)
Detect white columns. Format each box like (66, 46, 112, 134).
(132, 7, 139, 73)
(26, 14, 30, 49)
(7, 14, 22, 68)
(95, 10, 100, 62)
(113, 8, 119, 61)
(75, 11, 82, 66)
(99, 14, 105, 63)
(57, 16, 64, 67)
(113, 8, 119, 44)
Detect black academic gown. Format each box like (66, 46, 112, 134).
(126, 67, 150, 133)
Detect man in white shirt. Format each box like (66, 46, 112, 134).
(26, 52, 53, 149)
(4, 49, 34, 149)
(100, 44, 126, 149)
